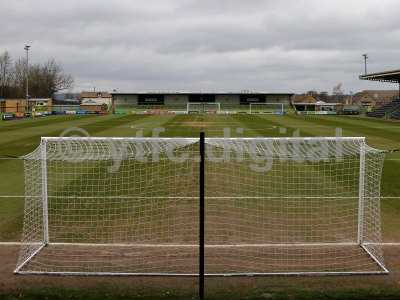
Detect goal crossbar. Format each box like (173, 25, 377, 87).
(39, 136, 365, 141)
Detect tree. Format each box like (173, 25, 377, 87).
(11, 58, 27, 98)
(0, 51, 73, 98)
(27, 59, 73, 98)
(0, 51, 12, 98)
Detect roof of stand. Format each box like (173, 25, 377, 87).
(359, 69, 400, 83)
(111, 91, 294, 96)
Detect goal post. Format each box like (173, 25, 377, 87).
(357, 141, 366, 245)
(16, 136, 388, 276)
(187, 102, 221, 114)
(249, 103, 285, 114)
(40, 138, 49, 245)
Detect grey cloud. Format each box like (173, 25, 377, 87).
(1, 0, 400, 93)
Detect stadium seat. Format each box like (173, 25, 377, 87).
(366, 98, 400, 118)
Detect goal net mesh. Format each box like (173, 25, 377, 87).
(16, 137, 386, 275)
(187, 103, 220, 114)
(249, 103, 284, 114)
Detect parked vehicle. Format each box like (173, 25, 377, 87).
(2, 113, 15, 121)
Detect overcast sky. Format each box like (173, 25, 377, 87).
(1, 0, 400, 93)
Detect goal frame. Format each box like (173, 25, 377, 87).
(15, 136, 388, 276)
(186, 102, 221, 114)
(249, 102, 285, 114)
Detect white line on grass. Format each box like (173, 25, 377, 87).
(1, 195, 400, 199)
(0, 242, 22, 245)
(2, 242, 400, 246)
(1, 195, 400, 200)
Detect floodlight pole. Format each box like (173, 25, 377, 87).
(362, 54, 368, 75)
(24, 45, 30, 102)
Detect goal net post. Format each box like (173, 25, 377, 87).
(16, 136, 387, 276)
(249, 103, 285, 114)
(187, 102, 221, 114)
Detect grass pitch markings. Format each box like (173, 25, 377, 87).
(0, 114, 138, 156)
(0, 115, 151, 197)
(287, 115, 400, 197)
(0, 115, 172, 241)
(232, 114, 400, 240)
(286, 114, 400, 150)
(84, 115, 177, 137)
(1, 114, 400, 244)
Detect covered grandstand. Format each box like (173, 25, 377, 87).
(360, 70, 400, 119)
(110, 92, 294, 114)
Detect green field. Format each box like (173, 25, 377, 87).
(1, 113, 400, 241)
(1, 113, 400, 299)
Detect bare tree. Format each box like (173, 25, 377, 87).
(1, 52, 74, 98)
(12, 58, 27, 98)
(43, 59, 73, 96)
(0, 51, 12, 98)
(27, 59, 73, 98)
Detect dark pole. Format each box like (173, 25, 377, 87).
(24, 45, 30, 106)
(112, 96, 116, 114)
(362, 54, 368, 75)
(199, 131, 205, 300)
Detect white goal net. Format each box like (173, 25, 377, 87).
(187, 102, 221, 114)
(16, 136, 387, 276)
(249, 103, 285, 114)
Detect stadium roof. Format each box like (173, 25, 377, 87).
(359, 69, 400, 83)
(294, 102, 341, 106)
(111, 91, 294, 96)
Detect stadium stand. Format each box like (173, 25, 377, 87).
(391, 111, 400, 120)
(360, 69, 400, 119)
(366, 98, 400, 118)
(390, 100, 400, 120)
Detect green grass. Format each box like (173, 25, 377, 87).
(0, 113, 399, 242)
(1, 113, 400, 298)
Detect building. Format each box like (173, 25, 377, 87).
(111, 92, 294, 113)
(359, 69, 400, 96)
(352, 90, 399, 108)
(0, 99, 27, 116)
(29, 98, 52, 115)
(292, 94, 318, 104)
(80, 91, 112, 99)
(358, 69, 400, 109)
(0, 98, 52, 116)
(80, 99, 109, 112)
(293, 100, 341, 114)
(359, 69, 400, 118)
(53, 93, 81, 102)
(80, 91, 112, 112)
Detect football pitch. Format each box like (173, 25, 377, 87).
(1, 113, 400, 299)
